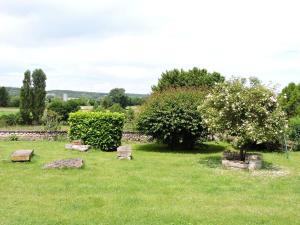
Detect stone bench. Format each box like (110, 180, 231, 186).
(11, 150, 34, 162)
(117, 146, 132, 160)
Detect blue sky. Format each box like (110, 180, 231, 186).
(0, 0, 299, 94)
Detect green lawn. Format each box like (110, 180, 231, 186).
(0, 141, 299, 225)
(0, 107, 19, 116)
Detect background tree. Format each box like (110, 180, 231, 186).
(20, 70, 32, 124)
(278, 83, 300, 118)
(199, 78, 287, 160)
(32, 69, 47, 124)
(127, 96, 145, 106)
(0, 87, 9, 107)
(100, 96, 113, 109)
(152, 67, 225, 92)
(108, 88, 129, 108)
(47, 98, 81, 121)
(137, 88, 207, 149)
(8, 96, 20, 107)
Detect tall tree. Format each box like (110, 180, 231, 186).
(20, 70, 32, 124)
(278, 83, 300, 118)
(0, 87, 9, 107)
(108, 88, 129, 108)
(152, 67, 225, 92)
(32, 69, 47, 123)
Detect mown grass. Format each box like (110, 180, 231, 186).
(0, 141, 300, 225)
(0, 107, 19, 116)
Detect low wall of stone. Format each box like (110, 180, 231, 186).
(0, 131, 152, 142)
(0, 131, 68, 141)
(121, 132, 152, 142)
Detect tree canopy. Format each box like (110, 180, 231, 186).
(152, 67, 225, 92)
(19, 69, 47, 124)
(137, 88, 207, 149)
(20, 70, 32, 124)
(199, 78, 287, 159)
(279, 83, 300, 118)
(0, 87, 9, 107)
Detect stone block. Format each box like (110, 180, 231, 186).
(117, 146, 132, 160)
(43, 158, 84, 169)
(71, 140, 83, 145)
(11, 150, 34, 162)
(222, 159, 248, 169)
(65, 144, 90, 152)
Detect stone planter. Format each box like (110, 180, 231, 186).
(222, 151, 262, 170)
(247, 155, 262, 170)
(221, 159, 248, 169)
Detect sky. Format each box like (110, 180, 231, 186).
(0, 0, 299, 94)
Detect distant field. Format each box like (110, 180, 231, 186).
(0, 107, 19, 116)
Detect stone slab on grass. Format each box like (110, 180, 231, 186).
(71, 140, 83, 145)
(65, 144, 90, 152)
(117, 146, 132, 160)
(11, 150, 34, 162)
(43, 158, 84, 169)
(222, 159, 248, 169)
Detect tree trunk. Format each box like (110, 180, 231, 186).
(240, 149, 246, 161)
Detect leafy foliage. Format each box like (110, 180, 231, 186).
(8, 96, 20, 107)
(152, 67, 225, 92)
(42, 110, 62, 132)
(68, 112, 125, 151)
(137, 88, 207, 149)
(288, 117, 300, 150)
(47, 98, 81, 121)
(199, 78, 287, 158)
(32, 69, 47, 124)
(108, 88, 129, 108)
(107, 103, 126, 113)
(278, 83, 300, 118)
(127, 96, 145, 106)
(0, 87, 9, 107)
(0, 113, 21, 126)
(20, 70, 32, 124)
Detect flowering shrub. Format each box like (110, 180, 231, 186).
(137, 88, 207, 149)
(199, 78, 287, 159)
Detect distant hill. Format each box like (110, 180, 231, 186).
(5, 87, 147, 99)
(47, 90, 107, 99)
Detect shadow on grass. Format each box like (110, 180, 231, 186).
(198, 155, 222, 168)
(198, 156, 281, 171)
(261, 161, 281, 171)
(134, 142, 227, 154)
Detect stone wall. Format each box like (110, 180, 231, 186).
(0, 131, 152, 142)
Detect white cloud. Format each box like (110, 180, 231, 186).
(0, 0, 299, 93)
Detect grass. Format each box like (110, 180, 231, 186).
(0, 107, 19, 116)
(0, 141, 300, 225)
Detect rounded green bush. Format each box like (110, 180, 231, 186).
(137, 88, 207, 149)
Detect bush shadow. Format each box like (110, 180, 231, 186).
(198, 155, 222, 168)
(261, 161, 281, 171)
(134, 142, 227, 154)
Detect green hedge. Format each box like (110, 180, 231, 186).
(68, 112, 125, 151)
